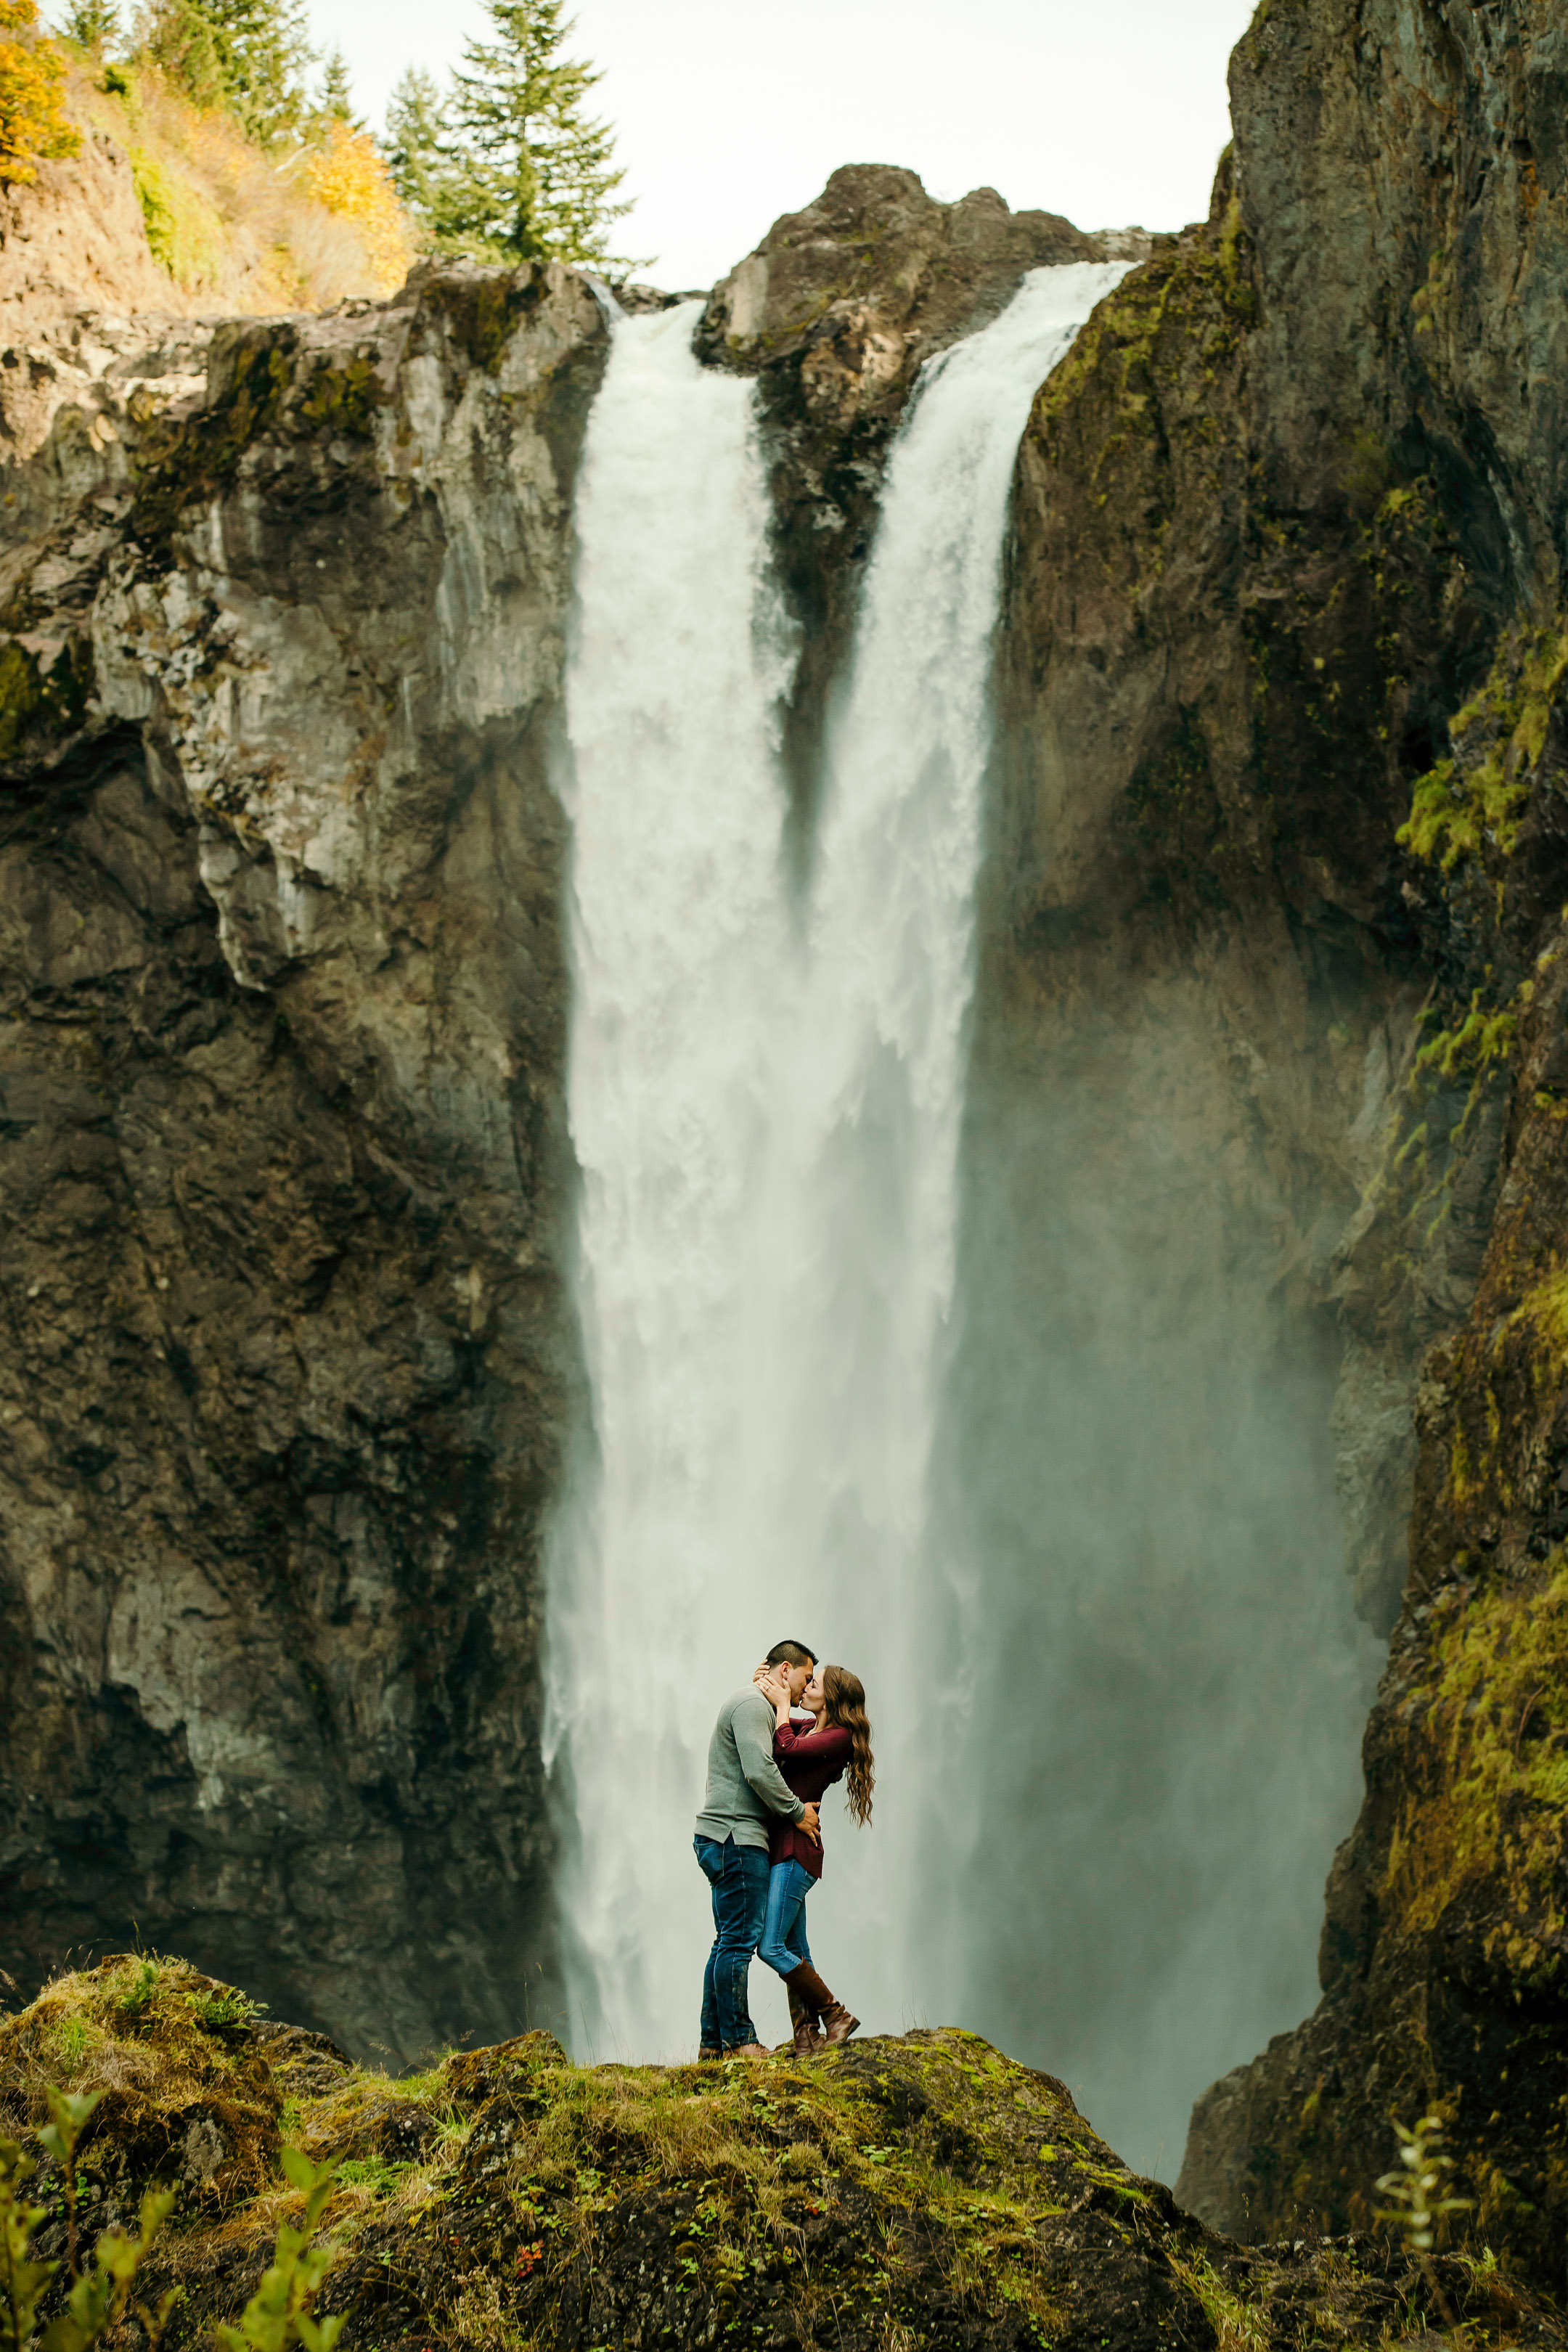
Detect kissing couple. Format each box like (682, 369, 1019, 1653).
(692, 1638, 875, 2059)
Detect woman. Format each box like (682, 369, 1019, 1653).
(754, 1658, 874, 2056)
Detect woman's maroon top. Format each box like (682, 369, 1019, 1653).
(769, 1718, 852, 1880)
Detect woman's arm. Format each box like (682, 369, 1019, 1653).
(757, 1663, 793, 1731)
(774, 1720, 852, 1764)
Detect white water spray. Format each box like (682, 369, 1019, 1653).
(550, 264, 1127, 2059)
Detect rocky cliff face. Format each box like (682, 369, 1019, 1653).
(1002, 0, 1568, 2287)
(0, 258, 606, 2059)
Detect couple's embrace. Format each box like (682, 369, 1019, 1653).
(692, 1638, 874, 2059)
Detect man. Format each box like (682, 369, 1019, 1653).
(693, 1638, 820, 2059)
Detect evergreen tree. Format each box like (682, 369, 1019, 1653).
(384, 63, 492, 254)
(317, 43, 356, 125)
(136, 0, 224, 105)
(202, 0, 314, 142)
(64, 0, 119, 52)
(448, 0, 639, 269)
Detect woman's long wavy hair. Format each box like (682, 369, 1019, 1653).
(823, 1666, 874, 1826)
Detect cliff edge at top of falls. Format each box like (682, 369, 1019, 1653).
(4, 1954, 1566, 2352)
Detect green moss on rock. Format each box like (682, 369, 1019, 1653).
(428, 268, 550, 375)
(1380, 1554, 1568, 1967)
(1399, 621, 1568, 873)
(131, 330, 297, 564)
(3, 1958, 1564, 2352)
(298, 354, 385, 437)
(0, 632, 93, 762)
(1032, 217, 1257, 510)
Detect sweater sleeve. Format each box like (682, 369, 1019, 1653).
(775, 1723, 852, 1767)
(734, 1694, 806, 1819)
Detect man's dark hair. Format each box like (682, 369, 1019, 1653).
(767, 1638, 817, 1668)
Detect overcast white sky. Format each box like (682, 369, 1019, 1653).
(289, 0, 1259, 288)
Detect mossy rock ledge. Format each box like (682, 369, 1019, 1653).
(5, 1957, 1567, 2352)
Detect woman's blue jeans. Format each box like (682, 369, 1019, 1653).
(757, 1858, 814, 1979)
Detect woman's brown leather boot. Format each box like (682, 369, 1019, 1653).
(786, 1962, 848, 2054)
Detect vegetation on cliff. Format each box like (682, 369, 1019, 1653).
(0, 0, 79, 184)
(4, 1956, 1567, 2352)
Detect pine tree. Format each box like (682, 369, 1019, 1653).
(384, 64, 492, 255)
(64, 0, 118, 52)
(136, 0, 224, 106)
(317, 43, 356, 126)
(202, 0, 314, 142)
(447, 0, 639, 269)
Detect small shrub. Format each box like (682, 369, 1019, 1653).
(0, 2086, 180, 2352)
(216, 2149, 345, 2352)
(115, 1959, 160, 2019)
(189, 1989, 265, 2031)
(129, 139, 224, 283)
(299, 120, 411, 291)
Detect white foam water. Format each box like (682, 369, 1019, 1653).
(550, 264, 1128, 2057)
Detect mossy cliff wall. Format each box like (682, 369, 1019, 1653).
(965, 0, 1568, 2284)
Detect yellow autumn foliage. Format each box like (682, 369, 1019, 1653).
(301, 120, 413, 293)
(0, 0, 81, 184)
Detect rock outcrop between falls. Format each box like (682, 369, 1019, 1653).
(697, 166, 1143, 840)
(7, 1955, 1567, 2352)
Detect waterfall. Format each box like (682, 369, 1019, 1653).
(550, 263, 1128, 2059)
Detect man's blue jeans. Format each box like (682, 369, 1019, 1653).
(757, 1858, 814, 1979)
(694, 1834, 771, 2050)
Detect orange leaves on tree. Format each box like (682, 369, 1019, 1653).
(302, 119, 413, 292)
(0, 0, 81, 185)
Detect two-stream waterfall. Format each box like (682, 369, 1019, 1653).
(547, 263, 1129, 2059)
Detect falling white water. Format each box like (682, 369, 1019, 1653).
(550, 263, 1129, 2060)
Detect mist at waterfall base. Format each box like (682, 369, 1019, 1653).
(934, 999, 1383, 2173)
(546, 269, 1379, 2179)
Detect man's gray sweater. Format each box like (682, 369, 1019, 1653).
(694, 1687, 807, 1850)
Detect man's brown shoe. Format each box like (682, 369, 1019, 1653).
(787, 1983, 825, 2056)
(820, 2003, 859, 2046)
(698, 2046, 721, 2062)
(724, 2041, 771, 2059)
